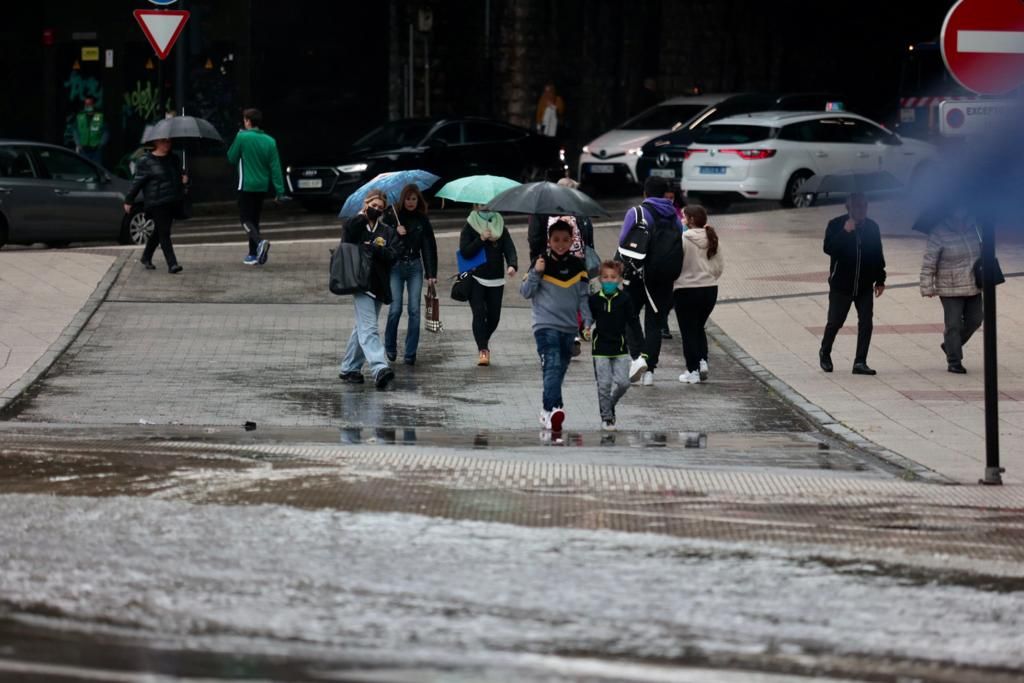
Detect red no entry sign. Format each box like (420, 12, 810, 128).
(941, 0, 1024, 94)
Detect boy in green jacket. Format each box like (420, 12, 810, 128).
(227, 108, 285, 266)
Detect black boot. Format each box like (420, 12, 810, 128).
(948, 362, 967, 374)
(819, 349, 833, 373)
(852, 362, 877, 376)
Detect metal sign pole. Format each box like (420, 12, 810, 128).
(980, 220, 1004, 485)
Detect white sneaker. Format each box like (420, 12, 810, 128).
(539, 410, 552, 428)
(679, 370, 701, 384)
(549, 408, 565, 432)
(641, 371, 654, 386)
(601, 419, 617, 432)
(699, 359, 709, 381)
(629, 356, 648, 382)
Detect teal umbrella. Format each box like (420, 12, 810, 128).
(435, 175, 520, 205)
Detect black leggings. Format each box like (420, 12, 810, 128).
(141, 204, 178, 267)
(469, 282, 504, 351)
(673, 286, 718, 372)
(238, 191, 265, 256)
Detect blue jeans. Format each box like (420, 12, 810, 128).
(385, 260, 424, 360)
(341, 293, 389, 376)
(534, 328, 575, 412)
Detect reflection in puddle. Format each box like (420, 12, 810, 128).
(340, 427, 709, 450)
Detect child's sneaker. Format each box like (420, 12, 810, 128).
(679, 370, 701, 384)
(539, 410, 552, 429)
(243, 255, 259, 265)
(641, 371, 654, 386)
(549, 408, 565, 432)
(601, 419, 616, 432)
(629, 356, 648, 382)
(699, 359, 709, 381)
(571, 338, 582, 357)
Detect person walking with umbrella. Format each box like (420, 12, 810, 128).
(384, 184, 438, 366)
(123, 136, 186, 274)
(227, 108, 285, 266)
(919, 207, 983, 374)
(339, 190, 397, 389)
(459, 205, 518, 366)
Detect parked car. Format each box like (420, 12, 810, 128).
(680, 111, 937, 208)
(285, 117, 563, 210)
(577, 93, 737, 191)
(635, 93, 847, 186)
(0, 140, 152, 249)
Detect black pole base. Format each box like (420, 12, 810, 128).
(979, 467, 1005, 486)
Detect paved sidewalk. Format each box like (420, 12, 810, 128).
(692, 200, 1024, 484)
(0, 251, 115, 399)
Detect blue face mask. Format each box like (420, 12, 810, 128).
(601, 282, 619, 296)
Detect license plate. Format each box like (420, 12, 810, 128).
(650, 168, 675, 178)
(297, 179, 323, 189)
(699, 166, 727, 175)
(589, 164, 614, 174)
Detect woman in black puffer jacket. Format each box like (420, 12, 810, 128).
(123, 137, 186, 273)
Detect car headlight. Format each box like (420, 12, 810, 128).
(627, 147, 643, 157)
(581, 145, 590, 154)
(336, 163, 368, 174)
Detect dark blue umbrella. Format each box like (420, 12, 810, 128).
(339, 170, 440, 218)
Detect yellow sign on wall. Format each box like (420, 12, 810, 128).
(81, 46, 100, 61)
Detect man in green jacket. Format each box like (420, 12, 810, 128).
(73, 96, 109, 166)
(227, 108, 285, 266)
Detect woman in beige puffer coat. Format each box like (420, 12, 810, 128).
(919, 217, 982, 374)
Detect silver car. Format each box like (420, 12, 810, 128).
(0, 140, 154, 249)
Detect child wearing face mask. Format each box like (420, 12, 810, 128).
(520, 221, 593, 432)
(588, 260, 643, 431)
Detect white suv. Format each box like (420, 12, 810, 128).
(680, 111, 936, 207)
(578, 94, 735, 189)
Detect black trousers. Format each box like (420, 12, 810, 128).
(821, 288, 874, 364)
(674, 286, 718, 372)
(141, 204, 178, 267)
(625, 279, 673, 370)
(238, 191, 265, 256)
(469, 282, 504, 351)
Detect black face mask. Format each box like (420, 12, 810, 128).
(365, 207, 382, 221)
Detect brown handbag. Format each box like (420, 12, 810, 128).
(424, 282, 443, 333)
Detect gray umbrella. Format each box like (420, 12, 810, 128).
(800, 170, 902, 196)
(141, 115, 223, 144)
(484, 181, 608, 217)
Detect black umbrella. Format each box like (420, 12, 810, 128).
(141, 115, 223, 145)
(484, 181, 608, 217)
(800, 170, 902, 196)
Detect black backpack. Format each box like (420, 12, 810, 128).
(617, 203, 683, 284)
(616, 206, 652, 283)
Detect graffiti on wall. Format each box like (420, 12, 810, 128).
(122, 80, 172, 127)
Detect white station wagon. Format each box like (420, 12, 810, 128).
(680, 111, 937, 208)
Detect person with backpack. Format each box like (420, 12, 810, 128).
(674, 205, 724, 384)
(616, 176, 684, 386)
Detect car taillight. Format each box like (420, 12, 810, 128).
(683, 148, 707, 159)
(719, 149, 777, 160)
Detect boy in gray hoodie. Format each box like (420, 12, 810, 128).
(521, 221, 594, 431)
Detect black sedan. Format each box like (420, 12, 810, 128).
(0, 140, 152, 249)
(285, 117, 564, 210)
(635, 93, 846, 187)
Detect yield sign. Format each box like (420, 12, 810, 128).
(941, 0, 1024, 94)
(133, 9, 189, 60)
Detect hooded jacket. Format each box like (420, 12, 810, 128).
(343, 214, 397, 303)
(617, 196, 683, 244)
(920, 222, 981, 298)
(589, 288, 643, 357)
(389, 209, 438, 279)
(674, 228, 724, 289)
(824, 214, 886, 295)
(125, 152, 184, 209)
(520, 252, 593, 334)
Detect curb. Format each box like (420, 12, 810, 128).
(706, 320, 956, 485)
(0, 251, 132, 415)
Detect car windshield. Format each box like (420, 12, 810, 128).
(619, 104, 708, 131)
(693, 124, 774, 144)
(351, 121, 435, 151)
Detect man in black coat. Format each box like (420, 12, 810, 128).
(819, 193, 886, 375)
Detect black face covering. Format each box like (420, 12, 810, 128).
(365, 206, 383, 221)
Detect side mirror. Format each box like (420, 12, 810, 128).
(882, 134, 902, 147)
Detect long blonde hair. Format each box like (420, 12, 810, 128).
(362, 189, 388, 210)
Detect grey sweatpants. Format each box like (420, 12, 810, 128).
(593, 356, 631, 422)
